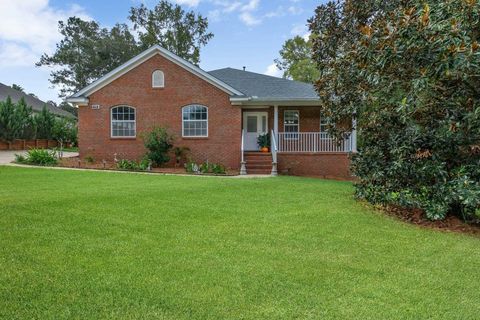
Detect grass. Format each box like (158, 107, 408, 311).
(0, 166, 479, 319)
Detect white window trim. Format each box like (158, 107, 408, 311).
(111, 105, 136, 138)
(152, 70, 165, 88)
(182, 105, 208, 138)
(284, 109, 300, 140)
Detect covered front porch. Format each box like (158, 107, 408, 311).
(239, 104, 357, 177)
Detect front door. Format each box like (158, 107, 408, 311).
(243, 112, 268, 151)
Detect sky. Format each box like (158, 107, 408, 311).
(0, 0, 326, 103)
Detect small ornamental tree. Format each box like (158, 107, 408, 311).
(309, 0, 480, 220)
(143, 127, 174, 167)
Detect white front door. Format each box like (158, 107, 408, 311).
(243, 112, 268, 151)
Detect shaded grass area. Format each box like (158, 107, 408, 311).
(0, 166, 478, 319)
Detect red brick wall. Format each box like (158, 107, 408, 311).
(79, 54, 241, 169)
(279, 107, 322, 132)
(278, 153, 352, 180)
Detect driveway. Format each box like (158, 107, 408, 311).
(0, 150, 79, 164)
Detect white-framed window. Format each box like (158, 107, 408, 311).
(111, 105, 136, 138)
(320, 115, 334, 134)
(182, 104, 208, 137)
(152, 70, 165, 88)
(284, 110, 299, 139)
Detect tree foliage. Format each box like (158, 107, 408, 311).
(37, 1, 213, 97)
(37, 18, 139, 98)
(129, 1, 213, 65)
(309, 0, 480, 220)
(274, 36, 320, 83)
(143, 127, 174, 167)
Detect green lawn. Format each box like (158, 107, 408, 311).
(0, 166, 479, 319)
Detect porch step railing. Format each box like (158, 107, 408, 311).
(277, 132, 354, 153)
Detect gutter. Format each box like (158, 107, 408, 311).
(66, 97, 89, 106)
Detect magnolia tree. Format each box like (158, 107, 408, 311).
(309, 0, 480, 220)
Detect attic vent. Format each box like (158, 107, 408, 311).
(152, 70, 165, 88)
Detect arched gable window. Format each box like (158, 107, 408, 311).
(182, 105, 208, 137)
(111, 106, 136, 137)
(152, 70, 165, 88)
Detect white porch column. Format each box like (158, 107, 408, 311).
(273, 105, 279, 135)
(271, 105, 279, 176)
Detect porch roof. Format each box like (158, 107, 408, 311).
(208, 68, 321, 105)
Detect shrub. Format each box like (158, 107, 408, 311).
(85, 156, 95, 164)
(199, 162, 211, 174)
(185, 160, 199, 173)
(20, 149, 58, 166)
(116, 159, 150, 171)
(310, 0, 480, 220)
(173, 146, 190, 166)
(211, 163, 226, 175)
(143, 127, 174, 167)
(14, 154, 26, 164)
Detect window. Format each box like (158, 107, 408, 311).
(152, 70, 165, 88)
(320, 115, 334, 134)
(111, 106, 136, 137)
(182, 105, 208, 137)
(284, 110, 299, 139)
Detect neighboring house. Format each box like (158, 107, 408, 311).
(0, 83, 75, 119)
(67, 45, 357, 178)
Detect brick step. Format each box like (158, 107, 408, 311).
(246, 168, 272, 174)
(246, 164, 272, 169)
(244, 152, 271, 157)
(246, 161, 272, 166)
(245, 158, 272, 163)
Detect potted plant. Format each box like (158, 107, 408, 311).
(257, 133, 270, 152)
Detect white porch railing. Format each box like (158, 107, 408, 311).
(277, 132, 354, 153)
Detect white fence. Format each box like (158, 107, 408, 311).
(277, 132, 354, 153)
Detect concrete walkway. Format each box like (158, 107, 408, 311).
(0, 150, 79, 164)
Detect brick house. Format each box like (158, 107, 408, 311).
(67, 45, 357, 179)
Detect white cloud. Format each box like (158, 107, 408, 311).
(291, 23, 310, 40)
(0, 0, 90, 67)
(241, 0, 260, 11)
(172, 0, 201, 6)
(0, 43, 38, 68)
(264, 63, 282, 77)
(239, 12, 261, 26)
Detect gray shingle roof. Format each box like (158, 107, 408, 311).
(0, 83, 75, 118)
(208, 68, 319, 100)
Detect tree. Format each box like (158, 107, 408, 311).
(0, 97, 22, 143)
(58, 101, 78, 117)
(52, 118, 77, 152)
(11, 84, 25, 92)
(37, 18, 140, 98)
(38, 1, 214, 97)
(274, 36, 320, 83)
(35, 106, 56, 139)
(15, 98, 35, 140)
(129, 1, 213, 66)
(309, 0, 480, 220)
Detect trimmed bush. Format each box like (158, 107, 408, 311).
(143, 127, 174, 167)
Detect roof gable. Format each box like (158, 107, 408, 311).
(70, 46, 244, 99)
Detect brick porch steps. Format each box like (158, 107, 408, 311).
(244, 152, 272, 175)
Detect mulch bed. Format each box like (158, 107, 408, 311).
(58, 157, 236, 176)
(384, 205, 480, 236)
